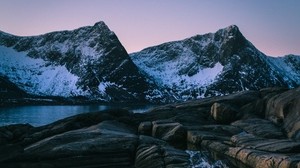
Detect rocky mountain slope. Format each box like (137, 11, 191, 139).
(131, 25, 300, 101)
(0, 22, 154, 102)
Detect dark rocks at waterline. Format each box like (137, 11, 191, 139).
(0, 87, 300, 167)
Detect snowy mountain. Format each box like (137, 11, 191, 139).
(1, 23, 299, 103)
(130, 25, 300, 100)
(0, 21, 153, 102)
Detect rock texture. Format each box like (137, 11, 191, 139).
(1, 87, 300, 167)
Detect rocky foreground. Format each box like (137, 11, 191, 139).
(1, 87, 300, 168)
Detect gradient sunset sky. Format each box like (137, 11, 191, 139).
(0, 0, 299, 56)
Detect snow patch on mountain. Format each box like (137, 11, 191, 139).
(0, 46, 87, 97)
(187, 62, 223, 85)
(133, 48, 223, 91)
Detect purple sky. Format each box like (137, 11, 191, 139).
(0, 0, 299, 56)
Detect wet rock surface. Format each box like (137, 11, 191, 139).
(0, 87, 300, 167)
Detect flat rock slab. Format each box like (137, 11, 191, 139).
(231, 133, 300, 153)
(231, 118, 284, 138)
(3, 121, 138, 168)
(227, 146, 300, 168)
(202, 139, 300, 168)
(187, 125, 242, 144)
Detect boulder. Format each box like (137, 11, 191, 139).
(135, 144, 189, 168)
(210, 102, 238, 124)
(152, 120, 187, 147)
(265, 87, 300, 139)
(135, 145, 165, 168)
(138, 121, 153, 136)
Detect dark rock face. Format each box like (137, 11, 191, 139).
(0, 77, 27, 99)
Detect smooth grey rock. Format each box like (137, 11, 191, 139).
(10, 121, 138, 168)
(231, 118, 284, 138)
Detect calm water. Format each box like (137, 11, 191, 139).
(0, 104, 155, 127)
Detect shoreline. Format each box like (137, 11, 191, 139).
(0, 87, 299, 167)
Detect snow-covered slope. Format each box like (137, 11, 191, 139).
(131, 25, 300, 100)
(0, 46, 86, 97)
(267, 55, 300, 85)
(0, 21, 152, 102)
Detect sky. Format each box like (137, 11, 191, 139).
(0, 0, 299, 56)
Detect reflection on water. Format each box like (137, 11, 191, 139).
(0, 104, 154, 127)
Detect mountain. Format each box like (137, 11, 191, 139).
(1, 23, 299, 103)
(130, 25, 300, 101)
(0, 21, 154, 102)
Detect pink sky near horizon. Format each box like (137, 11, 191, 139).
(0, 0, 299, 56)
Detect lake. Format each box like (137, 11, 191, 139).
(0, 104, 155, 127)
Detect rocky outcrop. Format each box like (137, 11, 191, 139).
(135, 144, 190, 168)
(16, 121, 137, 168)
(1, 87, 300, 167)
(211, 102, 238, 124)
(265, 87, 300, 139)
(152, 120, 186, 147)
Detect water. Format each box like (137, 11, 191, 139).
(186, 150, 230, 168)
(0, 104, 155, 127)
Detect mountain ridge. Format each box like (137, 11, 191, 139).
(0, 22, 299, 103)
(130, 24, 300, 100)
(0, 21, 156, 103)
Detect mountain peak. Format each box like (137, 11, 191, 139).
(92, 21, 110, 31)
(225, 25, 239, 31)
(220, 25, 242, 38)
(93, 21, 107, 27)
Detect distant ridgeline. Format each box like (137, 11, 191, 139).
(0, 22, 300, 103)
